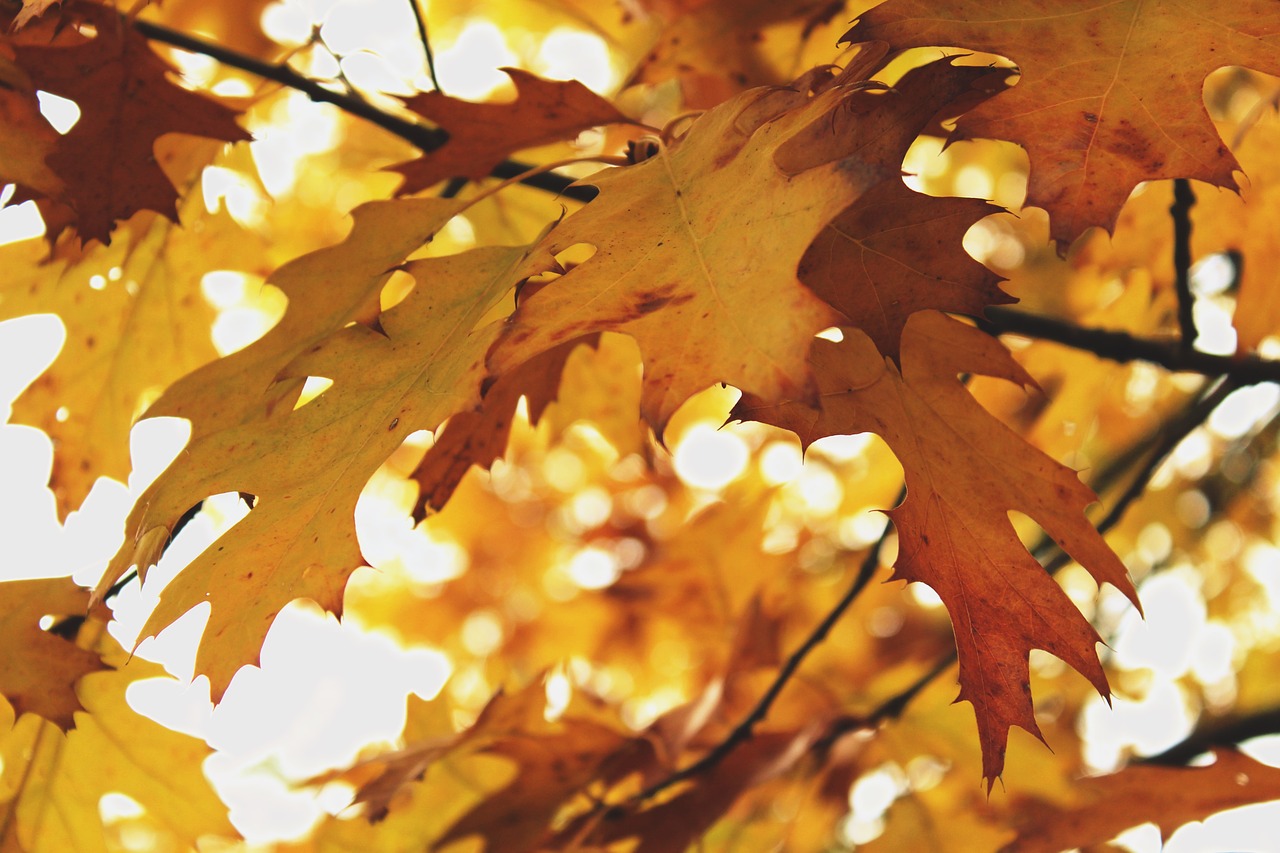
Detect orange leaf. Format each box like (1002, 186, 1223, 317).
(393, 67, 630, 195)
(846, 0, 1280, 247)
(735, 312, 1139, 785)
(0, 577, 108, 730)
(100, 221, 556, 700)
(1002, 750, 1280, 852)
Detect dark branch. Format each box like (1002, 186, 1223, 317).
(628, 491, 903, 806)
(406, 0, 442, 93)
(130, 17, 598, 203)
(981, 307, 1280, 385)
(1172, 178, 1198, 349)
(1142, 707, 1280, 766)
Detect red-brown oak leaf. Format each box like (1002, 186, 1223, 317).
(734, 311, 1140, 785)
(393, 67, 630, 195)
(409, 335, 592, 521)
(802, 178, 1010, 360)
(0, 577, 108, 730)
(845, 1, 1280, 248)
(1002, 750, 1280, 852)
(10, 3, 249, 244)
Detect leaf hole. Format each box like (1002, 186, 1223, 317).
(293, 376, 334, 410)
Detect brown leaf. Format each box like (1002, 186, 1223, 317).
(0, 577, 107, 729)
(393, 67, 631, 195)
(846, 0, 1280, 247)
(735, 312, 1139, 785)
(10, 2, 249, 243)
(1002, 750, 1280, 852)
(409, 335, 593, 520)
(802, 179, 1010, 360)
(488, 81, 889, 438)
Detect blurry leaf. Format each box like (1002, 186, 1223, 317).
(847, 1, 1280, 246)
(629, 0, 851, 107)
(0, 629, 237, 852)
(1002, 750, 1280, 852)
(409, 335, 592, 519)
(0, 183, 257, 516)
(0, 578, 106, 730)
(11, 0, 61, 30)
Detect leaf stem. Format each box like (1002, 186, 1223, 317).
(1172, 178, 1198, 350)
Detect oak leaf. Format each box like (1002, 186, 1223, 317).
(408, 335, 591, 520)
(845, 0, 1280, 247)
(0, 50, 64, 201)
(8, 2, 249, 243)
(100, 229, 555, 699)
(788, 56, 1014, 359)
(144, 198, 464, 443)
(0, 577, 106, 730)
(488, 81, 890, 437)
(628, 0, 850, 108)
(0, 180, 258, 517)
(0, 631, 237, 852)
(1002, 750, 1280, 852)
(734, 311, 1140, 784)
(393, 67, 631, 195)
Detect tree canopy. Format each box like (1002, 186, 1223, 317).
(3, 0, 1280, 850)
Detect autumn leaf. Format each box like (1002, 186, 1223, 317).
(735, 311, 1140, 784)
(100, 231, 556, 699)
(846, 0, 1280, 247)
(488, 81, 891, 437)
(144, 198, 464, 443)
(0, 577, 106, 730)
(393, 67, 631, 195)
(790, 59, 1014, 358)
(408, 335, 591, 520)
(10, 0, 61, 30)
(0, 49, 64, 202)
(0, 170, 259, 517)
(628, 0, 850, 107)
(1002, 750, 1280, 852)
(6, 1, 249, 243)
(0, 629, 237, 852)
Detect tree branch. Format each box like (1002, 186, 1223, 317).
(626, 491, 903, 806)
(1142, 706, 1280, 766)
(981, 307, 1280, 385)
(1172, 178, 1198, 349)
(130, 17, 598, 203)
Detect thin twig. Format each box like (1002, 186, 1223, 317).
(627, 488, 904, 806)
(129, 17, 598, 203)
(981, 307, 1280, 385)
(1172, 178, 1198, 349)
(406, 0, 442, 93)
